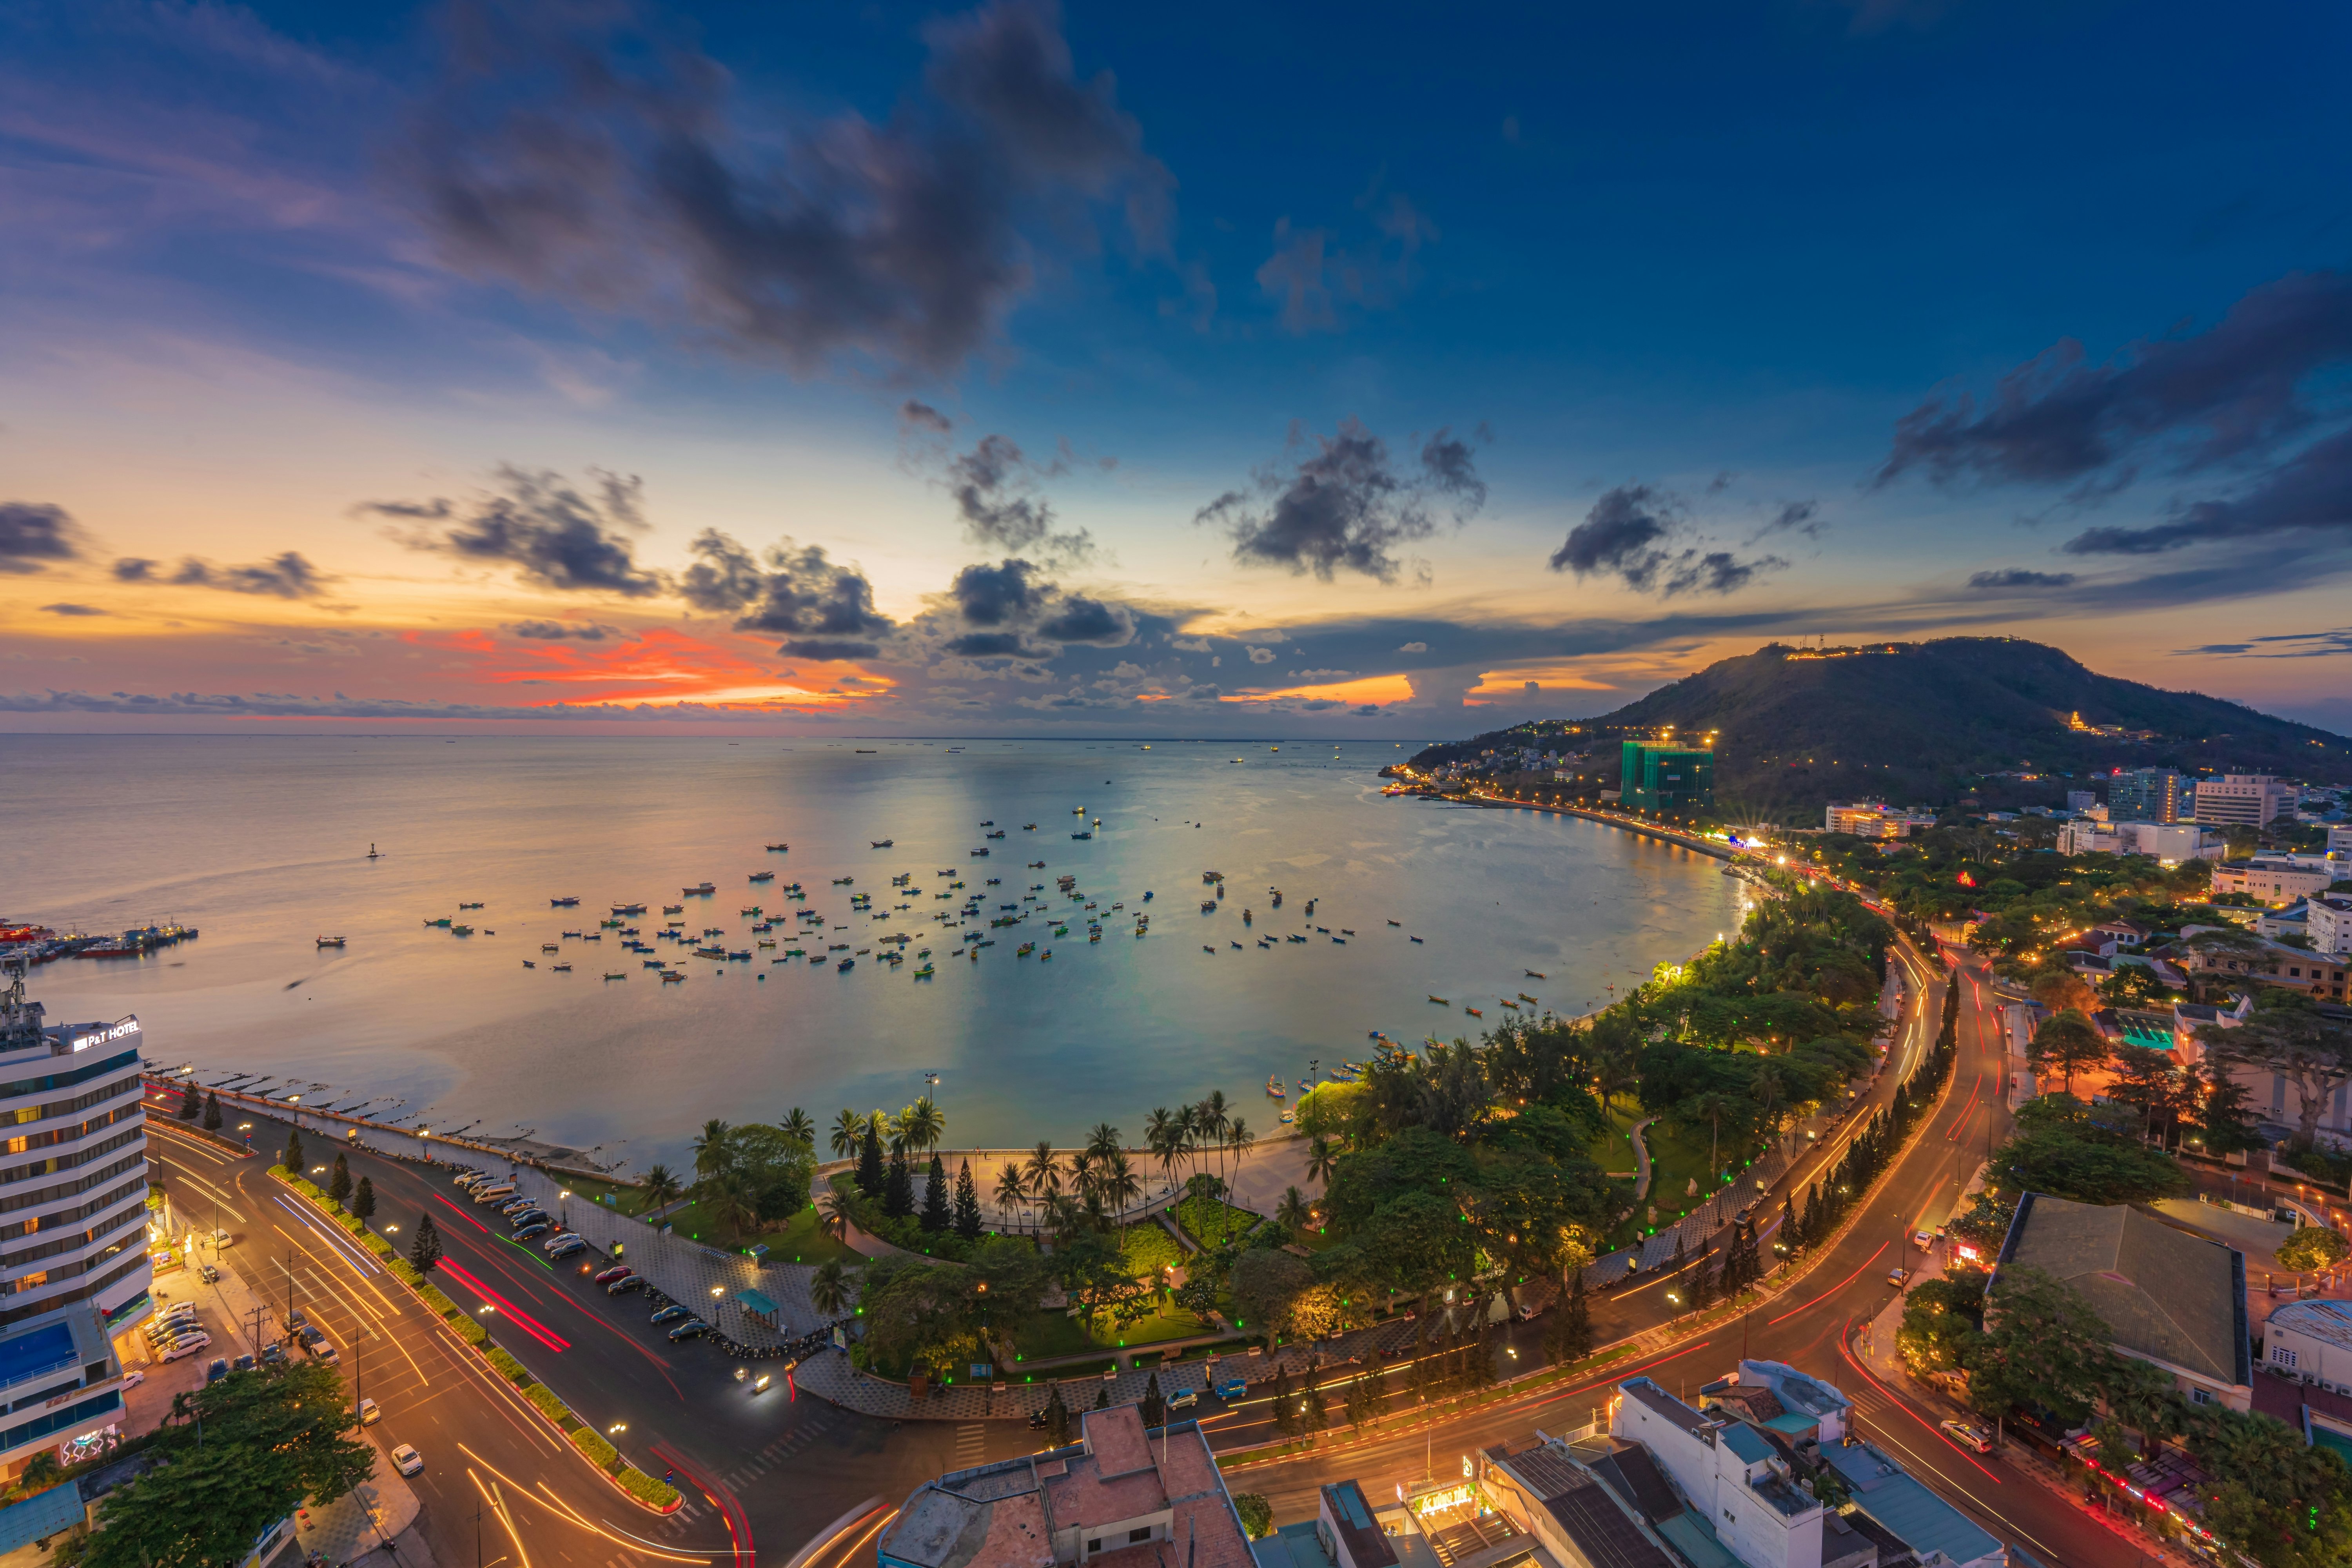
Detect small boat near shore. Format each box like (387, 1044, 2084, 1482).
(1428, 995, 1449, 1004)
(765, 842, 789, 851)
(749, 871, 775, 882)
(613, 902, 647, 915)
(871, 839, 894, 848)
(550, 896, 580, 907)
(662, 904, 684, 914)
(316, 935, 346, 948)
(1266, 1076, 1286, 1098)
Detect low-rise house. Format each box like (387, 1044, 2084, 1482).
(880, 1405, 1252, 1568)
(1993, 1194, 2251, 1411)
(2210, 860, 2342, 907)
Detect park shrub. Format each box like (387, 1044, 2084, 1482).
(613, 1465, 683, 1509)
(567, 1426, 619, 1469)
(451, 1313, 489, 1347)
(522, 1383, 574, 1426)
(486, 1347, 530, 1384)
(417, 1284, 458, 1316)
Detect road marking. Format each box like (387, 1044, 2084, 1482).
(162, 1158, 247, 1218)
(1766, 1240, 1891, 1326)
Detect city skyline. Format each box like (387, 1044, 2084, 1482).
(4, 0, 2349, 735)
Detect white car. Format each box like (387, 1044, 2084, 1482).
(390, 1444, 424, 1477)
(1912, 1229, 1934, 1249)
(358, 1397, 381, 1426)
(121, 1370, 145, 1389)
(161, 1334, 212, 1361)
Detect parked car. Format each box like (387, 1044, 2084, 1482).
(313, 1343, 341, 1367)
(1213, 1377, 1247, 1400)
(547, 1236, 588, 1260)
(665, 1319, 710, 1342)
(261, 1344, 288, 1367)
(509, 1210, 550, 1230)
(298, 1325, 327, 1348)
(359, 1397, 382, 1426)
(1940, 1418, 1993, 1454)
(205, 1358, 231, 1384)
(650, 1304, 691, 1325)
(231, 1354, 257, 1373)
(1166, 1389, 1199, 1410)
(198, 1263, 221, 1284)
(1911, 1229, 1934, 1249)
(593, 1265, 633, 1285)
(121, 1370, 145, 1389)
(512, 1223, 552, 1242)
(161, 1334, 212, 1361)
(390, 1444, 425, 1477)
(1887, 1268, 1909, 1288)
(605, 1274, 645, 1296)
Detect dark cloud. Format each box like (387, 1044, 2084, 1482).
(0, 503, 83, 573)
(1197, 417, 1486, 583)
(2172, 628, 2352, 659)
(374, 466, 662, 596)
(509, 619, 621, 640)
(1876, 268, 2352, 490)
(900, 399, 954, 434)
(1752, 499, 1824, 540)
(1548, 484, 1783, 597)
(779, 637, 883, 662)
(682, 530, 894, 644)
(1036, 593, 1132, 644)
(132, 552, 334, 599)
(2062, 425, 2352, 556)
(405, 0, 1170, 379)
(1968, 568, 2078, 590)
(949, 558, 1049, 626)
(946, 435, 1089, 558)
(38, 603, 105, 616)
(944, 630, 1044, 658)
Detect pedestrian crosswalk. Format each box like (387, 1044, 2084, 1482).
(953, 1423, 987, 1470)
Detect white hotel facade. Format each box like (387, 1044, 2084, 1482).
(0, 960, 152, 1481)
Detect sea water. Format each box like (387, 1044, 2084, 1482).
(0, 736, 1747, 1170)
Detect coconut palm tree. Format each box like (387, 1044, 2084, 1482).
(1143, 1107, 1175, 1188)
(1173, 1104, 1201, 1183)
(1749, 1063, 1790, 1151)
(690, 1120, 733, 1183)
(640, 1163, 682, 1216)
(706, 1170, 760, 1238)
(1304, 1135, 1339, 1190)
(1226, 1114, 1251, 1174)
(994, 1163, 1028, 1227)
(816, 1191, 854, 1241)
(1202, 1091, 1230, 1187)
(1685, 1091, 1738, 1177)
(808, 1261, 851, 1318)
(780, 1107, 815, 1147)
(1276, 1185, 1313, 1234)
(829, 1108, 865, 1161)
(900, 1096, 946, 1156)
(1099, 1150, 1142, 1222)
(1023, 1140, 1062, 1203)
(1086, 1122, 1123, 1162)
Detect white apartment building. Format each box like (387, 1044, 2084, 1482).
(2309, 897, 2352, 959)
(0, 961, 150, 1481)
(1824, 802, 1936, 839)
(2194, 774, 2293, 827)
(2210, 860, 2343, 906)
(2057, 820, 2223, 864)
(1614, 1376, 1832, 1568)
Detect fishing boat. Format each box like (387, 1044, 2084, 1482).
(740, 906, 762, 916)
(987, 829, 1006, 839)
(1524, 970, 1546, 979)
(1410, 936, 1425, 944)
(683, 882, 715, 896)
(832, 876, 854, 885)
(550, 896, 581, 907)
(459, 902, 485, 910)
(603, 971, 627, 980)
(316, 935, 346, 947)
(1428, 995, 1449, 1004)
(1016, 942, 1035, 957)
(1071, 831, 1093, 840)
(644, 960, 665, 969)
(523, 960, 535, 969)
(749, 871, 775, 883)
(765, 842, 789, 851)
(1266, 1076, 1286, 1098)
(423, 917, 451, 928)
(542, 943, 561, 953)
(971, 847, 991, 857)
(662, 904, 684, 915)
(871, 839, 894, 848)
(661, 971, 685, 982)
(451, 925, 474, 936)
(552, 963, 572, 972)
(1280, 1111, 1295, 1125)
(1023, 823, 1037, 830)
(837, 958, 855, 972)
(1517, 992, 1539, 1003)
(1387, 919, 1401, 927)
(913, 965, 935, 978)
(1499, 999, 1519, 1009)
(1298, 1078, 1315, 1093)
(1464, 1006, 1481, 1017)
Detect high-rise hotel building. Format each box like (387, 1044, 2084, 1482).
(0, 960, 150, 1480)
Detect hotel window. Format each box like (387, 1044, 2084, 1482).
(2274, 1346, 2299, 1368)
(1129, 1529, 1152, 1544)
(4, 1138, 24, 1156)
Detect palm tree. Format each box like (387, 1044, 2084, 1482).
(1686, 1091, 1737, 1177)
(707, 1171, 760, 1238)
(1144, 1107, 1176, 1190)
(881, 1108, 907, 1155)
(1100, 1150, 1142, 1222)
(808, 1261, 851, 1318)
(691, 1120, 733, 1183)
(1227, 1114, 1251, 1175)
(900, 1097, 946, 1155)
(829, 1108, 865, 1161)
(1202, 1091, 1230, 1188)
(1304, 1135, 1339, 1190)
(1086, 1122, 1123, 1162)
(1172, 1104, 1200, 1185)
(639, 1163, 682, 1216)
(994, 1163, 1028, 1227)
(1069, 1149, 1098, 1213)
(1595, 1052, 1637, 1116)
(1275, 1185, 1313, 1234)
(1749, 1063, 1790, 1151)
(781, 1107, 815, 1147)
(816, 1191, 854, 1241)
(1023, 1140, 1062, 1203)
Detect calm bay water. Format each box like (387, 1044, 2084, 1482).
(0, 736, 1746, 1173)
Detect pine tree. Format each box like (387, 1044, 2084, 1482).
(920, 1155, 950, 1232)
(1270, 1364, 1297, 1437)
(1782, 1194, 1802, 1251)
(857, 1121, 886, 1196)
(1094, 1383, 1111, 1410)
(1345, 1370, 1383, 1431)
(1690, 1245, 1719, 1311)
(409, 1212, 442, 1277)
(328, 1154, 352, 1207)
(352, 1176, 376, 1224)
(1544, 1270, 1593, 1366)
(1140, 1371, 1165, 1428)
(178, 1082, 200, 1120)
(1043, 1385, 1070, 1446)
(202, 1092, 222, 1131)
(282, 1129, 304, 1174)
(953, 1160, 983, 1240)
(1301, 1368, 1329, 1432)
(884, 1149, 915, 1219)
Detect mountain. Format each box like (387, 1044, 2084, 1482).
(1410, 637, 2350, 821)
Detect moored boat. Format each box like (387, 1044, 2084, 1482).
(316, 935, 345, 948)
(682, 882, 715, 896)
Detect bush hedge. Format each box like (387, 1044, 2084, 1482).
(486, 1347, 530, 1383)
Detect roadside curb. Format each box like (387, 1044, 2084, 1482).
(266, 1167, 684, 1516)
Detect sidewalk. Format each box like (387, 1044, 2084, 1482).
(296, 1436, 425, 1568)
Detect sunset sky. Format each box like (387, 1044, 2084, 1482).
(4, 0, 2348, 736)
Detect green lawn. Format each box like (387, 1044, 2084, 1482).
(624, 1192, 858, 1264)
(1174, 1196, 1261, 1249)
(1120, 1222, 1186, 1276)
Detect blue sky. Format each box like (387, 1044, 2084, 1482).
(3, 0, 2348, 735)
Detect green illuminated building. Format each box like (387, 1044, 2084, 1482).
(1619, 740, 1714, 813)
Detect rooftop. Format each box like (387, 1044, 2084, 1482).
(1820, 1442, 2002, 1568)
(1998, 1192, 2250, 1387)
(2272, 1299, 2352, 1354)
